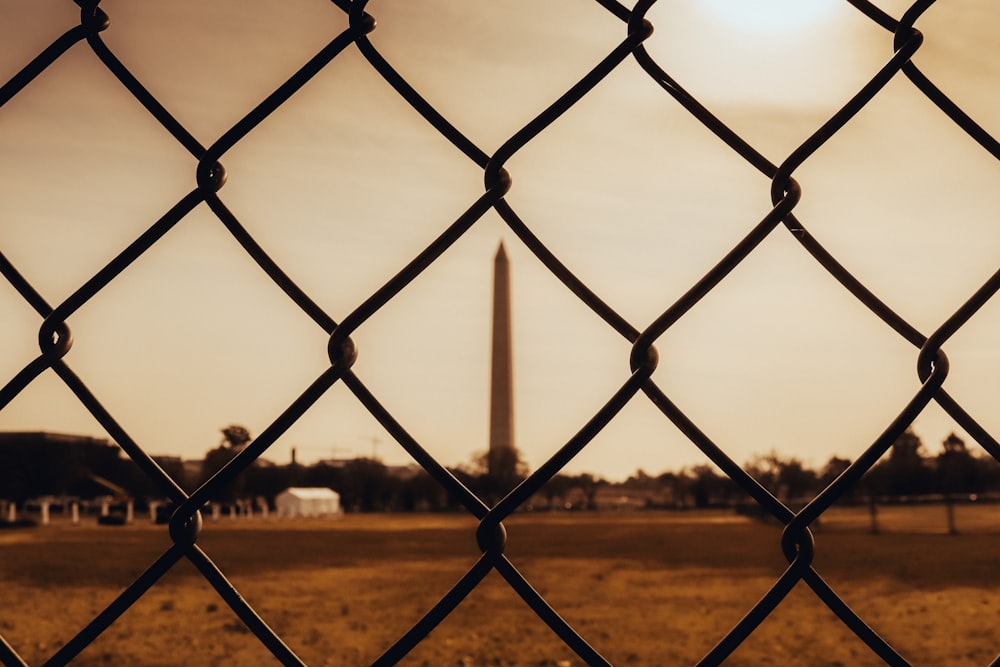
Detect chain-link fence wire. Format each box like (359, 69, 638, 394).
(1, 0, 999, 664)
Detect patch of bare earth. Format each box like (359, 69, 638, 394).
(2, 510, 999, 665)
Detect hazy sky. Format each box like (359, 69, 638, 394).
(1, 0, 998, 481)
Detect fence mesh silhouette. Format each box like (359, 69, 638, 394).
(2, 0, 1000, 665)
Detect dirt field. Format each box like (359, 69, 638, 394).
(1, 507, 999, 666)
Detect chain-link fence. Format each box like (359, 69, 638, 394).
(2, 0, 1000, 664)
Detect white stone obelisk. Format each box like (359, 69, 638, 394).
(488, 242, 515, 481)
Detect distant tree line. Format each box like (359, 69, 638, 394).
(2, 427, 999, 514)
(0, 428, 536, 513)
(620, 428, 1000, 510)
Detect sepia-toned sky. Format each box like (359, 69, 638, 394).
(1, 0, 998, 481)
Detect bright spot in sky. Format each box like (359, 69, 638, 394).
(699, 0, 842, 35)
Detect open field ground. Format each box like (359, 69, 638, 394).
(2, 506, 1000, 666)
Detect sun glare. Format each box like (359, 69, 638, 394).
(699, 0, 842, 36)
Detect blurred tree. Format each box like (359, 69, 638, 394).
(200, 425, 253, 503)
(463, 447, 529, 504)
(397, 470, 448, 512)
(978, 455, 1000, 493)
(244, 461, 297, 502)
(220, 425, 252, 450)
(937, 433, 979, 495)
(884, 427, 933, 496)
(936, 433, 980, 535)
(570, 473, 601, 511)
(819, 456, 851, 485)
(744, 454, 780, 498)
(745, 451, 818, 503)
(536, 474, 575, 510)
(891, 428, 923, 459)
(484, 447, 530, 484)
(152, 456, 190, 493)
(686, 465, 735, 508)
(330, 458, 395, 512)
(655, 471, 684, 508)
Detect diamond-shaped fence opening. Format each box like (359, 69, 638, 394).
(2, 0, 1000, 665)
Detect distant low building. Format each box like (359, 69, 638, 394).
(274, 487, 342, 517)
(0, 432, 112, 447)
(0, 431, 121, 502)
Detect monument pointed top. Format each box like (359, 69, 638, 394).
(489, 237, 514, 480)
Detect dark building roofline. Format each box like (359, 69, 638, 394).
(0, 431, 112, 446)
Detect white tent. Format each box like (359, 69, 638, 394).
(275, 487, 342, 518)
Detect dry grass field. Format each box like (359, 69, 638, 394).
(1, 506, 999, 666)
